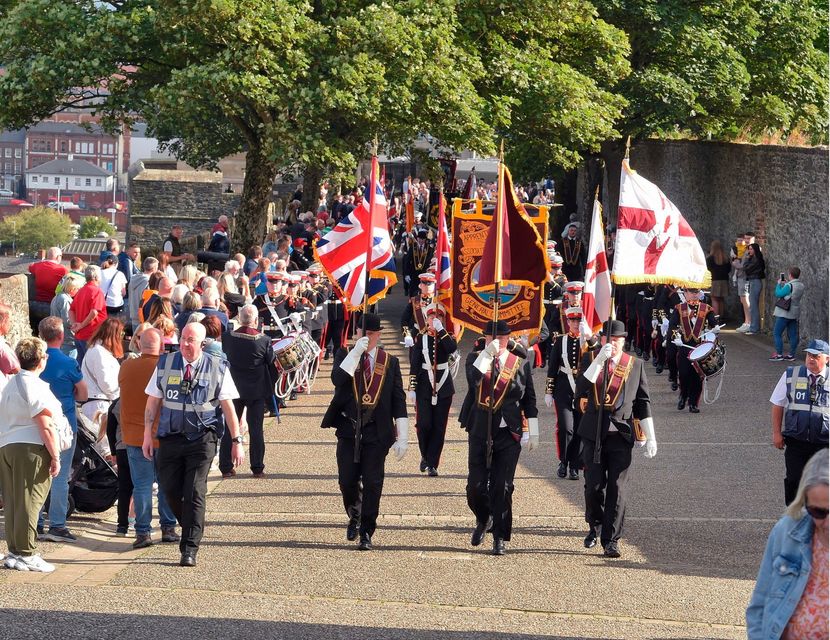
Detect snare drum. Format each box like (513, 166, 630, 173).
(689, 340, 726, 378)
(272, 336, 305, 373)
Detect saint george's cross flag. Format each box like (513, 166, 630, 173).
(613, 159, 710, 287)
(435, 192, 451, 300)
(315, 157, 397, 309)
(581, 198, 612, 336)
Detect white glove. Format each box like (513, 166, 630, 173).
(672, 337, 683, 347)
(404, 275, 411, 285)
(660, 318, 669, 336)
(431, 318, 443, 332)
(485, 339, 500, 357)
(339, 336, 370, 376)
(392, 417, 409, 461)
(544, 393, 553, 408)
(596, 343, 613, 363)
(403, 335, 415, 348)
(639, 417, 657, 458)
(352, 336, 369, 355)
(651, 319, 658, 329)
(584, 343, 614, 383)
(520, 432, 530, 448)
(527, 417, 539, 451)
(407, 391, 416, 404)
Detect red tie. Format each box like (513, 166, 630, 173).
(184, 364, 192, 381)
(362, 355, 371, 380)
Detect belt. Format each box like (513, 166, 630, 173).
(543, 300, 563, 306)
(81, 397, 109, 405)
(325, 300, 342, 305)
(422, 362, 449, 370)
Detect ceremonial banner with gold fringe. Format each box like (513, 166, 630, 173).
(450, 198, 549, 337)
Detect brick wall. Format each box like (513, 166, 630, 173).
(585, 140, 828, 342)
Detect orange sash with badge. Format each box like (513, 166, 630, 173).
(678, 302, 710, 343)
(353, 349, 389, 410)
(593, 352, 633, 409)
(477, 352, 521, 412)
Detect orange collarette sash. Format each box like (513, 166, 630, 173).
(353, 349, 389, 410)
(411, 297, 428, 332)
(563, 239, 582, 265)
(678, 302, 710, 343)
(593, 352, 633, 409)
(477, 352, 522, 412)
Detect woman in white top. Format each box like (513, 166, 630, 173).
(80, 318, 124, 459)
(158, 252, 179, 284)
(0, 337, 62, 573)
(99, 255, 127, 316)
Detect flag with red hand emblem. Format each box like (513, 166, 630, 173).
(613, 159, 710, 287)
(581, 198, 612, 336)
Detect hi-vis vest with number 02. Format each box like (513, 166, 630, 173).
(783, 365, 829, 444)
(156, 351, 227, 438)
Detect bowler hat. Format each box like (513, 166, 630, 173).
(601, 320, 627, 338)
(483, 320, 511, 337)
(804, 339, 829, 356)
(361, 313, 382, 332)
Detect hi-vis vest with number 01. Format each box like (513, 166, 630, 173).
(156, 351, 227, 438)
(783, 365, 829, 444)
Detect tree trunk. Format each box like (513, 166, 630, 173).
(301, 164, 324, 213)
(599, 140, 627, 227)
(233, 145, 278, 255)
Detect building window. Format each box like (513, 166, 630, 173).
(32, 139, 48, 152)
(60, 141, 67, 153)
(85, 178, 91, 186)
(31, 176, 38, 183)
(101, 143, 114, 155)
(54, 177, 60, 185)
(14, 163, 20, 173)
(95, 178, 102, 187)
(4, 148, 10, 158)
(75, 178, 81, 186)
(42, 176, 47, 182)
(105, 161, 114, 172)
(75, 142, 81, 153)
(4, 162, 10, 172)
(14, 148, 21, 158)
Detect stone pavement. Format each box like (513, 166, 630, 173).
(0, 290, 792, 639)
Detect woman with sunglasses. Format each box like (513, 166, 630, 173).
(747, 450, 828, 639)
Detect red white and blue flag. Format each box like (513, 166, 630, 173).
(435, 193, 451, 300)
(315, 157, 398, 309)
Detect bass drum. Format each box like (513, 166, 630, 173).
(689, 340, 726, 378)
(272, 336, 305, 373)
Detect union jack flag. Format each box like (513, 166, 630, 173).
(315, 157, 398, 310)
(435, 193, 452, 300)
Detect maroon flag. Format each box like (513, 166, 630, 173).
(477, 162, 548, 290)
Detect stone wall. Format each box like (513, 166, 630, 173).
(127, 166, 241, 254)
(583, 140, 828, 341)
(0, 274, 33, 347)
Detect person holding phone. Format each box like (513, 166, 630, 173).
(770, 267, 805, 361)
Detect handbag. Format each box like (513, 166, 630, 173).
(775, 297, 792, 311)
(15, 375, 73, 452)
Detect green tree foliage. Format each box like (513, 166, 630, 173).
(0, 207, 74, 254)
(597, 0, 828, 143)
(78, 216, 116, 239)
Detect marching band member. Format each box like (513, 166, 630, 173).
(320, 313, 408, 551)
(561, 223, 586, 281)
(560, 281, 584, 334)
(464, 320, 539, 556)
(575, 320, 656, 559)
(668, 287, 717, 414)
(403, 228, 434, 297)
(400, 273, 435, 348)
(635, 284, 657, 361)
(408, 303, 457, 477)
(545, 306, 586, 481)
(541, 253, 567, 367)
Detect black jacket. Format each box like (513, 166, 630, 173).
(221, 328, 277, 400)
(575, 353, 651, 445)
(320, 347, 407, 448)
(409, 330, 457, 400)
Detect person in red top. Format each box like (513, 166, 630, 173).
(69, 265, 107, 364)
(28, 247, 68, 303)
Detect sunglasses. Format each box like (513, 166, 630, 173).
(806, 504, 829, 520)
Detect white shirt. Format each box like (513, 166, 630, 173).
(770, 366, 828, 407)
(164, 264, 179, 284)
(81, 343, 121, 400)
(99, 265, 127, 307)
(145, 354, 239, 400)
(0, 370, 64, 448)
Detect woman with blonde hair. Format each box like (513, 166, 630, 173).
(178, 264, 198, 290)
(706, 240, 731, 319)
(0, 337, 63, 573)
(153, 315, 178, 347)
(80, 318, 124, 459)
(127, 322, 153, 357)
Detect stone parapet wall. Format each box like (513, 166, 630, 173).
(0, 273, 33, 347)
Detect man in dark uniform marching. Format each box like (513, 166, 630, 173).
(400, 273, 435, 348)
(668, 287, 717, 414)
(403, 228, 434, 297)
(320, 313, 409, 551)
(408, 303, 457, 477)
(464, 320, 539, 556)
(560, 223, 586, 282)
(540, 253, 567, 367)
(545, 306, 586, 481)
(575, 320, 657, 559)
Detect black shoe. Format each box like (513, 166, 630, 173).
(289, 390, 297, 401)
(677, 398, 686, 410)
(634, 347, 642, 357)
(471, 521, 487, 546)
(689, 404, 700, 414)
(324, 349, 331, 361)
(179, 552, 197, 567)
(652, 357, 658, 367)
(346, 520, 359, 541)
(568, 467, 580, 481)
(584, 529, 598, 549)
(655, 365, 663, 374)
(557, 461, 567, 478)
(419, 458, 428, 473)
(603, 540, 621, 558)
(427, 467, 438, 477)
(358, 533, 372, 551)
(671, 381, 679, 391)
(492, 538, 506, 556)
(161, 527, 180, 544)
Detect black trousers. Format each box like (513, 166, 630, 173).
(327, 318, 345, 353)
(219, 398, 266, 474)
(636, 312, 652, 357)
(553, 389, 582, 468)
(677, 350, 702, 404)
(653, 334, 666, 368)
(666, 342, 679, 382)
(582, 432, 632, 545)
(783, 438, 828, 505)
(336, 436, 388, 537)
(115, 448, 133, 529)
(415, 393, 452, 468)
(157, 431, 217, 555)
(466, 428, 522, 541)
(311, 328, 322, 348)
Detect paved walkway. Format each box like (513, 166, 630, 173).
(0, 290, 790, 639)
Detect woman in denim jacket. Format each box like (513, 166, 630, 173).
(747, 451, 828, 639)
